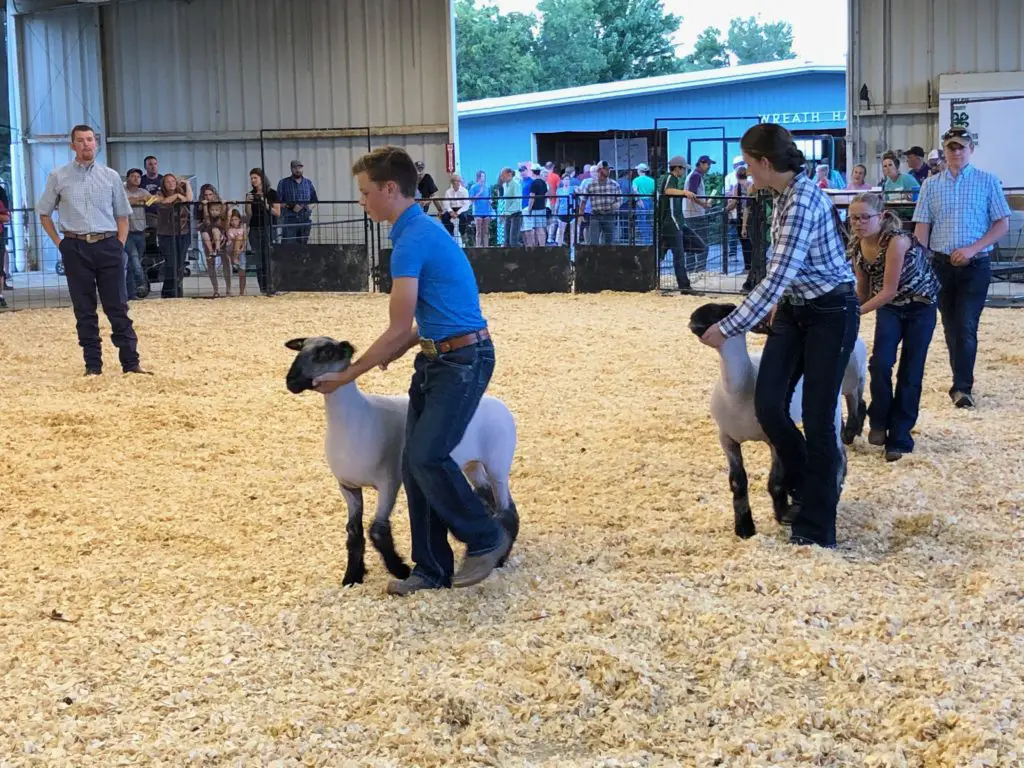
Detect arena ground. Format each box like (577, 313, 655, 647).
(1, 292, 1022, 766)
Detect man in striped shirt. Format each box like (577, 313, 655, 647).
(913, 127, 1011, 409)
(38, 125, 150, 376)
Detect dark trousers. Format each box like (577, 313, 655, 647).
(728, 221, 752, 272)
(59, 236, 140, 372)
(660, 230, 690, 289)
(159, 233, 189, 298)
(754, 285, 860, 547)
(281, 214, 312, 244)
(503, 213, 522, 246)
(868, 301, 937, 453)
(932, 254, 991, 396)
(248, 225, 272, 294)
(442, 211, 470, 237)
(403, 338, 503, 587)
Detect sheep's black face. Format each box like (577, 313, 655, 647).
(688, 303, 737, 338)
(284, 337, 355, 393)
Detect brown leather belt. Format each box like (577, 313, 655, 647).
(419, 328, 490, 358)
(64, 231, 117, 243)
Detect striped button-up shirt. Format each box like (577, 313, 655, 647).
(718, 172, 854, 338)
(911, 163, 1011, 255)
(585, 178, 622, 214)
(37, 160, 132, 234)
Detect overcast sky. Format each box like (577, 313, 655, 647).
(486, 0, 848, 65)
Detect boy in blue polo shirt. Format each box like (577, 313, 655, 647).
(312, 146, 511, 595)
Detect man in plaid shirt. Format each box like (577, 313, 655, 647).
(583, 160, 621, 245)
(913, 126, 1011, 409)
(701, 123, 858, 550)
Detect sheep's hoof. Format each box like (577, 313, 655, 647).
(494, 501, 520, 568)
(735, 518, 756, 539)
(776, 501, 800, 526)
(342, 563, 366, 586)
(387, 561, 412, 580)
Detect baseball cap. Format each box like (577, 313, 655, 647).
(290, 159, 304, 170)
(927, 149, 942, 162)
(697, 155, 716, 165)
(732, 155, 744, 166)
(668, 155, 688, 168)
(904, 146, 925, 158)
(414, 160, 425, 171)
(594, 159, 610, 169)
(636, 162, 649, 172)
(941, 126, 975, 147)
(531, 162, 542, 172)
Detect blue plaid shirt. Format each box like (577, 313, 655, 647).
(911, 163, 1011, 255)
(276, 176, 319, 220)
(718, 173, 854, 338)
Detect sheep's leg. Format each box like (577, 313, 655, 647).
(489, 478, 519, 568)
(465, 462, 497, 510)
(768, 445, 798, 525)
(368, 482, 411, 580)
(721, 433, 755, 538)
(842, 389, 867, 444)
(340, 485, 366, 586)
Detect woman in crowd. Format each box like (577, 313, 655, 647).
(154, 173, 193, 298)
(699, 123, 859, 549)
(245, 168, 280, 295)
(849, 192, 939, 463)
(197, 184, 230, 297)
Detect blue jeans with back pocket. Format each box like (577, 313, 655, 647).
(402, 337, 503, 586)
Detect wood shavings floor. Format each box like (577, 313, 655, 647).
(1, 293, 1023, 767)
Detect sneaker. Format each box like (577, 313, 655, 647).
(885, 450, 904, 463)
(452, 529, 512, 588)
(386, 573, 442, 596)
(953, 392, 975, 409)
(868, 427, 886, 446)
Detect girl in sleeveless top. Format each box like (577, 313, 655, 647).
(849, 192, 940, 462)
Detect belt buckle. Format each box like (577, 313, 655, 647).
(86, 233, 102, 244)
(420, 338, 438, 358)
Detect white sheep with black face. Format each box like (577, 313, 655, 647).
(284, 336, 519, 586)
(688, 302, 867, 538)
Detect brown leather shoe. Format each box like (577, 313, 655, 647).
(386, 574, 442, 596)
(124, 366, 154, 375)
(452, 529, 512, 588)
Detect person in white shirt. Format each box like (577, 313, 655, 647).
(441, 173, 471, 243)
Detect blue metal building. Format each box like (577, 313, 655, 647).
(456, 60, 847, 181)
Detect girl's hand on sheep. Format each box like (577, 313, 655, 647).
(313, 369, 354, 394)
(700, 323, 727, 349)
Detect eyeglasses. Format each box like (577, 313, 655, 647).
(848, 213, 879, 222)
(941, 126, 975, 143)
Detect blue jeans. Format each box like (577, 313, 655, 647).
(868, 301, 937, 452)
(932, 254, 991, 396)
(281, 214, 312, 244)
(123, 231, 146, 299)
(754, 284, 860, 547)
(403, 338, 503, 587)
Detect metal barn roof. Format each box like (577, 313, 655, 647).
(458, 59, 847, 117)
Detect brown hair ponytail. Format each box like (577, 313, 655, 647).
(848, 192, 907, 259)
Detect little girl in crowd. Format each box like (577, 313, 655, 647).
(225, 209, 248, 297)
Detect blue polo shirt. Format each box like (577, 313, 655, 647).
(389, 203, 487, 341)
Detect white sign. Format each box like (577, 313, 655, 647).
(758, 111, 847, 125)
(598, 137, 649, 169)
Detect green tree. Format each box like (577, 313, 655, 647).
(726, 16, 796, 65)
(591, 0, 686, 81)
(682, 26, 729, 71)
(454, 0, 540, 101)
(534, 0, 606, 90)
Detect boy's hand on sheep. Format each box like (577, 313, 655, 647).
(313, 369, 354, 394)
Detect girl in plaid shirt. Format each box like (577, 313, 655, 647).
(700, 123, 859, 549)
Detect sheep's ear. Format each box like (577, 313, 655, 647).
(337, 341, 355, 359)
(284, 338, 307, 351)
